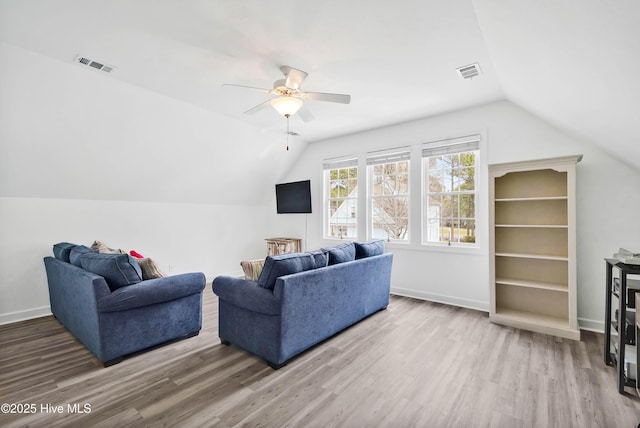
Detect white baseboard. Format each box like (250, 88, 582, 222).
(0, 306, 51, 326)
(577, 317, 604, 334)
(391, 287, 605, 334)
(390, 286, 490, 312)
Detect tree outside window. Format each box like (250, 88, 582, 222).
(369, 158, 409, 241)
(424, 148, 477, 245)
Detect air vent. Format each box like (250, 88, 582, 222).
(456, 63, 481, 80)
(74, 55, 117, 74)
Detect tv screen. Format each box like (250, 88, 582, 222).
(275, 180, 312, 214)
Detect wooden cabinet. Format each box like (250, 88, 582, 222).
(489, 155, 582, 340)
(265, 238, 302, 256)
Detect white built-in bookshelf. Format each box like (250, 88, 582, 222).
(489, 155, 582, 340)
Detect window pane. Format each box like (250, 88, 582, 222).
(422, 147, 478, 246)
(460, 194, 475, 218)
(326, 167, 358, 239)
(460, 220, 475, 243)
(368, 159, 410, 242)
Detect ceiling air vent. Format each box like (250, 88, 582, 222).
(456, 63, 481, 80)
(74, 55, 117, 74)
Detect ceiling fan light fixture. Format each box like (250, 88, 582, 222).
(270, 96, 303, 117)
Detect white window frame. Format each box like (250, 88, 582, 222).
(323, 158, 359, 240)
(366, 149, 411, 243)
(422, 136, 480, 247)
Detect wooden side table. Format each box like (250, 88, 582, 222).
(265, 238, 302, 256)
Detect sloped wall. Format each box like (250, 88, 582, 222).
(0, 42, 288, 323)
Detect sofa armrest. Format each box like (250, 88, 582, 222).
(212, 276, 281, 315)
(98, 272, 206, 313)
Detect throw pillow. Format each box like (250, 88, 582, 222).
(240, 259, 265, 281)
(69, 245, 95, 267)
(130, 250, 144, 259)
(257, 252, 321, 290)
(80, 252, 143, 291)
(354, 240, 385, 259)
(91, 240, 124, 254)
(137, 258, 166, 280)
(53, 242, 76, 262)
(322, 242, 356, 265)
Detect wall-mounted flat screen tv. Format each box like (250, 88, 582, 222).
(275, 180, 312, 214)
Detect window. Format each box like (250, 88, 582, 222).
(422, 137, 479, 246)
(367, 150, 410, 241)
(323, 158, 358, 239)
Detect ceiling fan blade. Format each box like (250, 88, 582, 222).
(281, 66, 308, 90)
(301, 91, 351, 104)
(243, 99, 272, 115)
(297, 106, 315, 122)
(223, 83, 272, 93)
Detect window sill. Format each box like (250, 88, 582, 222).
(320, 238, 485, 256)
(384, 242, 485, 256)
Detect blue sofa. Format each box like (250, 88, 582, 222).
(43, 242, 206, 366)
(212, 241, 393, 369)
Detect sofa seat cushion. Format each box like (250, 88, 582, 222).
(322, 242, 356, 265)
(80, 252, 143, 291)
(53, 242, 77, 262)
(258, 252, 326, 290)
(355, 240, 385, 259)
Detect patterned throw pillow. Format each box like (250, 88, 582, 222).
(240, 259, 265, 281)
(137, 258, 166, 280)
(91, 240, 125, 254)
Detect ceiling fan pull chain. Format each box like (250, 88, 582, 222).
(286, 114, 290, 151)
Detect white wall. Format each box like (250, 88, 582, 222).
(0, 197, 267, 324)
(0, 42, 279, 324)
(267, 100, 640, 331)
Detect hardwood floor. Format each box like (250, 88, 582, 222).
(1, 291, 640, 427)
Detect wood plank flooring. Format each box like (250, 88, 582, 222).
(1, 290, 640, 427)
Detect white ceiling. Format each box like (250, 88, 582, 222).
(1, 0, 638, 176)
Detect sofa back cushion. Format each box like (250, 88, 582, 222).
(53, 242, 77, 262)
(258, 252, 326, 290)
(308, 250, 329, 268)
(322, 242, 356, 265)
(69, 245, 95, 267)
(80, 252, 143, 291)
(354, 240, 385, 259)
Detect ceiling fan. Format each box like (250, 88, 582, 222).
(223, 66, 351, 122)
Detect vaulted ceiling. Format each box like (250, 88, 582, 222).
(1, 0, 638, 203)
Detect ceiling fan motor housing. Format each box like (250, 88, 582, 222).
(273, 79, 300, 97)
